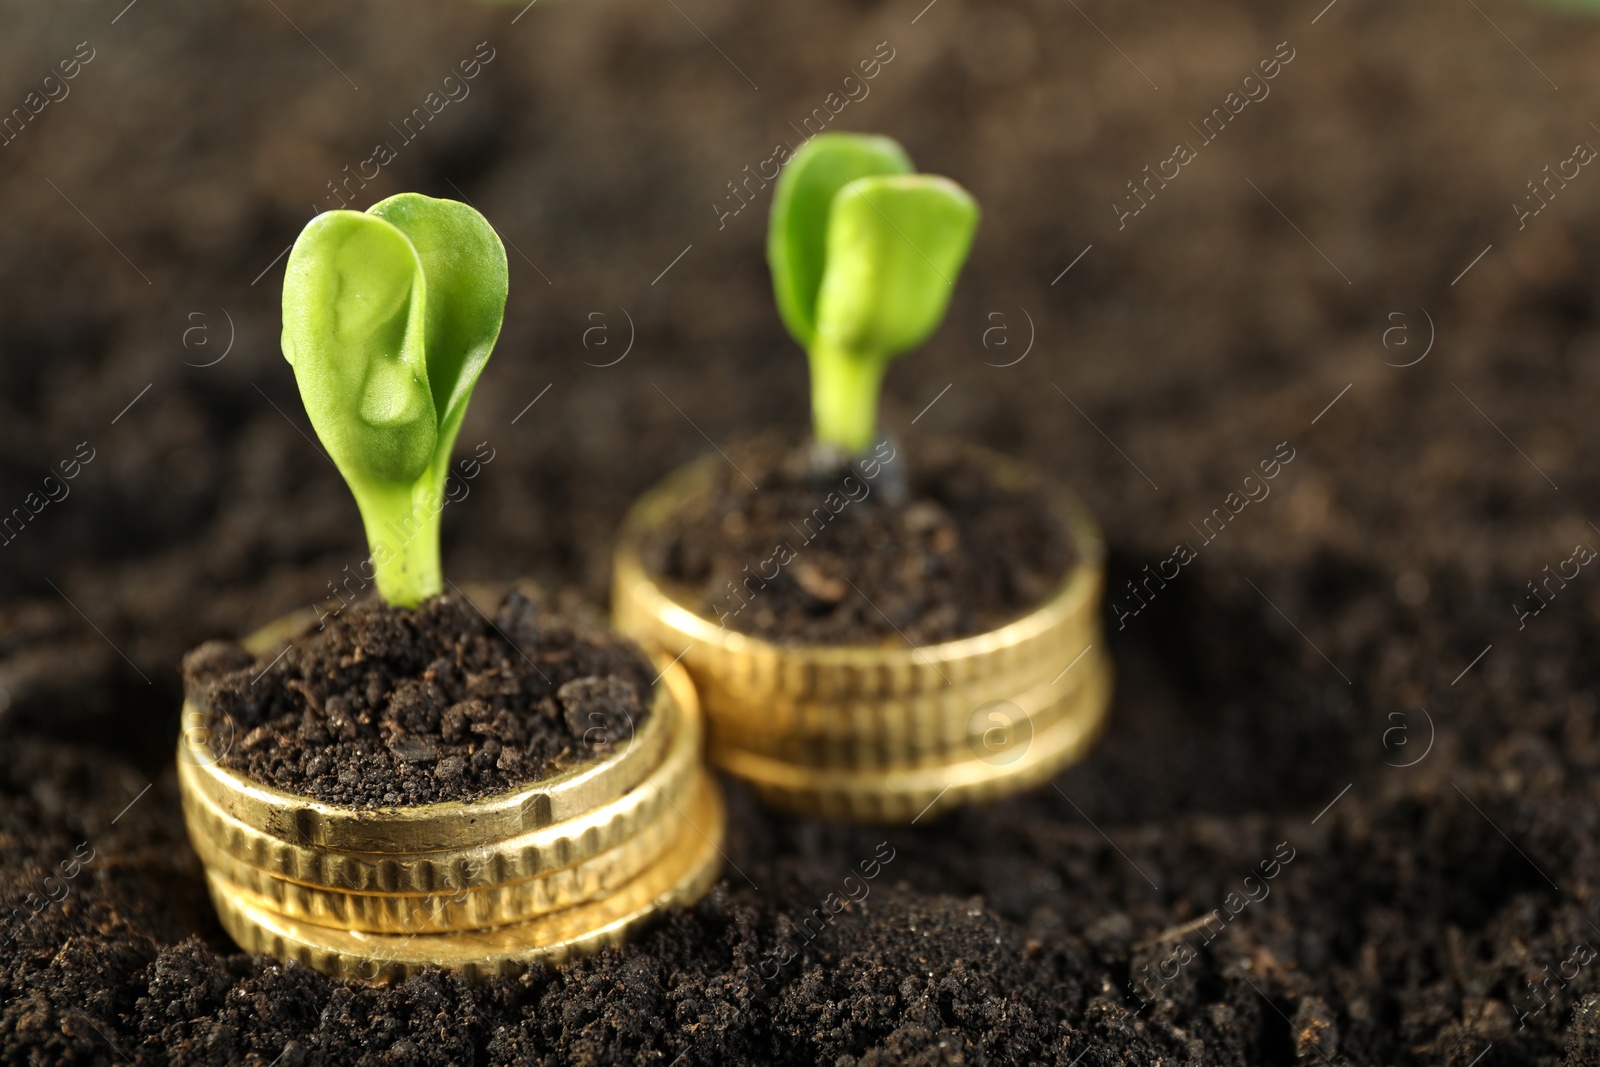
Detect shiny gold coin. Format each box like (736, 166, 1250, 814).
(178, 656, 692, 855)
(206, 778, 726, 983)
(178, 677, 701, 894)
(703, 641, 1102, 769)
(190, 766, 711, 934)
(611, 445, 1111, 817)
(608, 451, 1100, 694)
(714, 647, 1113, 822)
(608, 447, 1100, 735)
(688, 633, 1100, 750)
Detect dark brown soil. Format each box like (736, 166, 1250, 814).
(7, 0, 1600, 1063)
(183, 590, 655, 807)
(640, 437, 1073, 645)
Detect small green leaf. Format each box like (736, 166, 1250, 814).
(814, 175, 978, 362)
(767, 133, 913, 349)
(280, 195, 507, 607)
(368, 192, 508, 446)
(803, 173, 978, 454)
(282, 210, 435, 488)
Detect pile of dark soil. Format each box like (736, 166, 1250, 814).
(640, 437, 1073, 645)
(183, 590, 655, 807)
(6, 0, 1600, 1062)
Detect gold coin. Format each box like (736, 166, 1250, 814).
(611, 445, 1112, 817)
(189, 766, 710, 934)
(206, 777, 726, 983)
(702, 641, 1103, 768)
(712, 646, 1112, 823)
(178, 656, 693, 855)
(611, 448, 1105, 706)
(179, 679, 702, 894)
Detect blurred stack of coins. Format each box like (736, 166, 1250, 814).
(177, 618, 722, 983)
(612, 447, 1112, 823)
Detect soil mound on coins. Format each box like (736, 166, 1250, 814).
(183, 590, 655, 807)
(643, 438, 1074, 646)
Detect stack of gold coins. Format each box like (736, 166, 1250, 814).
(177, 636, 723, 983)
(612, 448, 1112, 823)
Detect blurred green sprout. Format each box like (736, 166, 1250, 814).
(281, 192, 508, 608)
(768, 133, 978, 455)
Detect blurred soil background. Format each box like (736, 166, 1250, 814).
(4, 0, 1600, 1062)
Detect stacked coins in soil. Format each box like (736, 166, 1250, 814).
(177, 653, 722, 983)
(612, 449, 1112, 823)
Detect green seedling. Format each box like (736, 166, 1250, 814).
(281, 192, 508, 608)
(768, 133, 979, 455)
